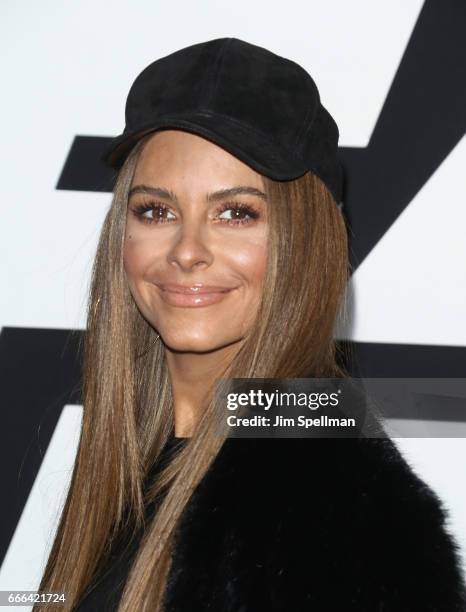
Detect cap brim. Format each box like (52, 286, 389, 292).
(101, 112, 309, 182)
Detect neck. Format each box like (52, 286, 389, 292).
(165, 341, 241, 437)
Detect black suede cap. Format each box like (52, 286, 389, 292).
(102, 37, 344, 205)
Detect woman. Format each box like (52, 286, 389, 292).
(36, 38, 466, 611)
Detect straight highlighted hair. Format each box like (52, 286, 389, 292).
(35, 133, 350, 611)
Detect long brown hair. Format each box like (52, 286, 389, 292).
(35, 133, 350, 611)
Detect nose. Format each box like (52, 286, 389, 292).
(166, 220, 214, 272)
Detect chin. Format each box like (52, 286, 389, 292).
(161, 330, 241, 354)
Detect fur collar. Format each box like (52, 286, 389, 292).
(164, 437, 466, 611)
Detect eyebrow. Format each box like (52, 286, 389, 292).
(128, 184, 267, 202)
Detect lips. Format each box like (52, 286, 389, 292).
(155, 282, 237, 307)
(158, 283, 234, 294)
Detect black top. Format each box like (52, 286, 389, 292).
(72, 435, 466, 611)
(75, 435, 186, 611)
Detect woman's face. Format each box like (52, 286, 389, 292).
(124, 129, 268, 353)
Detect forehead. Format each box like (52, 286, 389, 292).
(132, 129, 264, 190)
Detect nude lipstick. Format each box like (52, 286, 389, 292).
(155, 283, 237, 308)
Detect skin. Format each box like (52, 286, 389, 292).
(124, 130, 268, 436)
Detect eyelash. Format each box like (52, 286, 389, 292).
(129, 200, 261, 226)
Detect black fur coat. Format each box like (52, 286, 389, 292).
(163, 436, 466, 611)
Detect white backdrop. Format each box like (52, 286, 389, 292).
(1, 0, 465, 600)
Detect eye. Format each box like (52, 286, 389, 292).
(216, 202, 260, 226)
(129, 200, 262, 226)
(130, 201, 176, 224)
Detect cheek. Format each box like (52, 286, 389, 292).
(227, 239, 267, 333)
(227, 237, 268, 288)
(123, 236, 141, 284)
(123, 231, 157, 282)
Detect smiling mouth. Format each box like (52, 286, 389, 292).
(155, 284, 237, 308)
